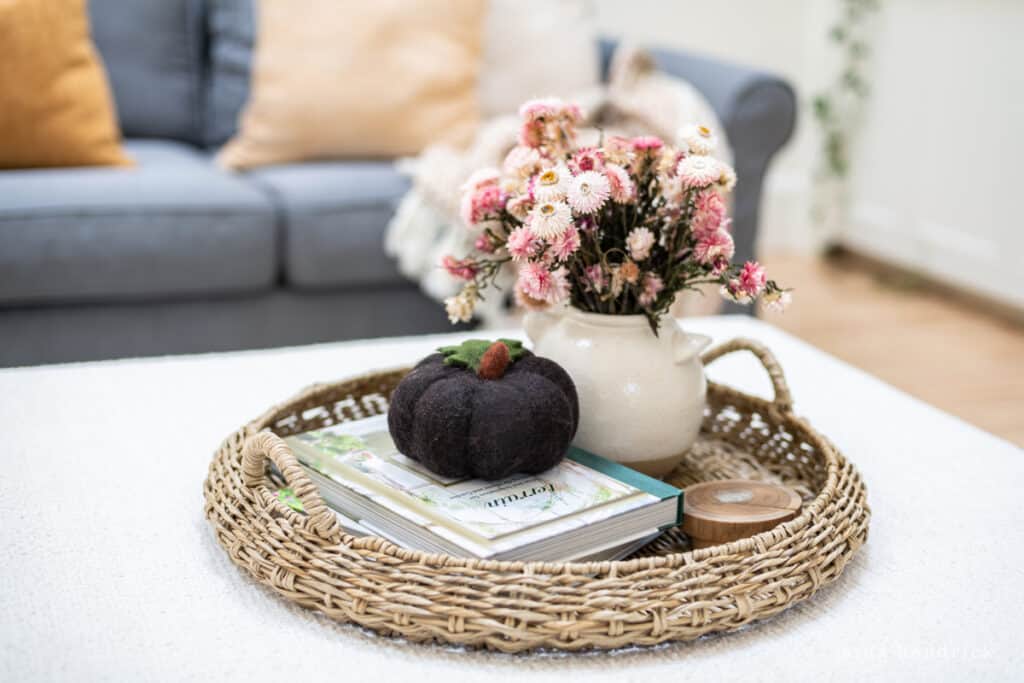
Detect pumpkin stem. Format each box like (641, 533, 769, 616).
(477, 341, 511, 380)
(438, 338, 525, 373)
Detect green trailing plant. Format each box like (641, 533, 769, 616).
(813, 0, 881, 178)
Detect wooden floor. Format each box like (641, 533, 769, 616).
(760, 250, 1024, 446)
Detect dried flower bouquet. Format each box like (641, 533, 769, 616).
(443, 99, 790, 332)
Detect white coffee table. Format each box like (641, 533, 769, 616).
(1, 316, 1020, 681)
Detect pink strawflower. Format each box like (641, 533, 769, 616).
(576, 215, 597, 233)
(461, 168, 500, 192)
(517, 262, 569, 304)
(502, 145, 542, 178)
(604, 164, 636, 203)
(584, 264, 606, 292)
(693, 189, 727, 236)
(693, 229, 735, 266)
(639, 273, 665, 307)
(631, 136, 664, 153)
(517, 98, 582, 149)
(516, 262, 552, 301)
(546, 266, 571, 304)
(738, 261, 767, 297)
(460, 184, 506, 227)
(506, 194, 532, 221)
(568, 147, 604, 174)
(441, 255, 477, 281)
(626, 227, 656, 261)
(518, 97, 580, 122)
(567, 171, 611, 214)
(518, 119, 544, 148)
(514, 285, 550, 312)
(720, 278, 751, 305)
(549, 227, 581, 261)
(506, 226, 538, 262)
(676, 155, 722, 189)
(603, 135, 634, 165)
(519, 99, 557, 120)
(474, 234, 496, 254)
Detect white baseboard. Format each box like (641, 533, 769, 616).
(841, 202, 1023, 311)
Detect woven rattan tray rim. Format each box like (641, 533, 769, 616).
(204, 337, 870, 651)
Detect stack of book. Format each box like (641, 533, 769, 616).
(283, 414, 682, 562)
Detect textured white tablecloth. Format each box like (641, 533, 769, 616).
(1, 316, 1021, 682)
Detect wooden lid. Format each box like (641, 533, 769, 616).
(682, 479, 802, 547)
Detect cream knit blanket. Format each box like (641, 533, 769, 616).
(385, 45, 731, 326)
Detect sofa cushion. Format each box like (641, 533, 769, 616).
(248, 161, 409, 289)
(205, 0, 255, 148)
(88, 0, 205, 145)
(0, 140, 277, 306)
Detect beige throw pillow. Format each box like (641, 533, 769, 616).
(479, 0, 601, 118)
(218, 0, 485, 169)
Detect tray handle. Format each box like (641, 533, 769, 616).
(701, 337, 793, 413)
(242, 431, 341, 540)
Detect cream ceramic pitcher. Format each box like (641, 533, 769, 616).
(525, 306, 712, 478)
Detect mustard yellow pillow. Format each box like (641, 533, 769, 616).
(218, 0, 485, 169)
(0, 0, 130, 169)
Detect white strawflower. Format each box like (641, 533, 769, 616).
(533, 165, 570, 203)
(444, 285, 477, 324)
(566, 171, 611, 214)
(718, 164, 737, 192)
(604, 164, 635, 203)
(762, 289, 792, 312)
(676, 155, 722, 189)
(656, 146, 679, 176)
(529, 201, 573, 239)
(626, 227, 656, 261)
(678, 124, 717, 155)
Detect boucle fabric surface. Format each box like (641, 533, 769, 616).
(2, 317, 1021, 681)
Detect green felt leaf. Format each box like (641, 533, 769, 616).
(438, 338, 525, 372)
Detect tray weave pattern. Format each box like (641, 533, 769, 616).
(204, 338, 870, 652)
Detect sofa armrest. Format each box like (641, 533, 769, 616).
(601, 40, 798, 313)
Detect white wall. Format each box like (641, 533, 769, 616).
(843, 0, 1024, 308)
(593, 0, 1024, 308)
(592, 0, 827, 253)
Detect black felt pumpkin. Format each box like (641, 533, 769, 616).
(387, 339, 579, 480)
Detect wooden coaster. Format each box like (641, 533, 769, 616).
(682, 479, 802, 549)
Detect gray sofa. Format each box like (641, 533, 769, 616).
(0, 1, 796, 367)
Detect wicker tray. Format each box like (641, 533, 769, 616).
(204, 338, 870, 652)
